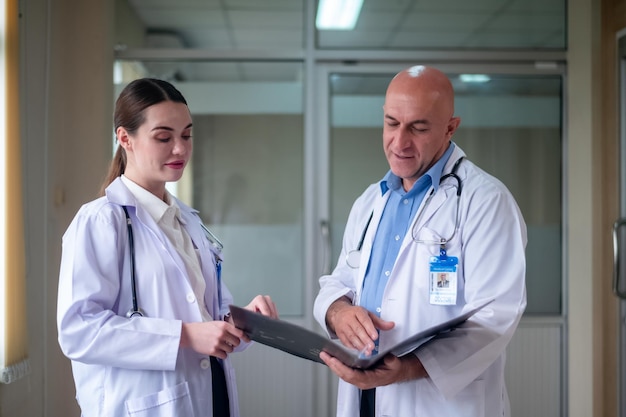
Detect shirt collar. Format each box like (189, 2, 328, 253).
(379, 142, 456, 196)
(120, 175, 183, 225)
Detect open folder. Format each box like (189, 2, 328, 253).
(229, 299, 493, 369)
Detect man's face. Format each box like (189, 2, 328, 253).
(382, 86, 458, 191)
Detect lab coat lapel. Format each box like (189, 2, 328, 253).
(178, 207, 205, 252)
(355, 190, 391, 300)
(399, 153, 465, 256)
(178, 205, 221, 318)
(406, 184, 454, 244)
(106, 179, 208, 319)
(179, 208, 217, 277)
(106, 178, 180, 260)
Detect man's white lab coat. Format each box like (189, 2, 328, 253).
(314, 145, 527, 417)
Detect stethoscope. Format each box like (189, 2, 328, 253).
(345, 156, 465, 269)
(122, 206, 224, 318)
(122, 206, 143, 318)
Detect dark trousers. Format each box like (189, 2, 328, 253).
(360, 388, 375, 417)
(210, 356, 230, 417)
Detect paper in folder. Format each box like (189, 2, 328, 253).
(229, 299, 493, 369)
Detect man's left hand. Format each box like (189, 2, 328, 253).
(319, 351, 427, 390)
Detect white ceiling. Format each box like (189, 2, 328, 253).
(118, 0, 565, 94)
(125, 0, 566, 51)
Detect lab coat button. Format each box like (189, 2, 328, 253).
(200, 358, 211, 370)
(186, 293, 196, 303)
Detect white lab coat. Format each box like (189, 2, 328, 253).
(314, 145, 527, 417)
(57, 178, 248, 417)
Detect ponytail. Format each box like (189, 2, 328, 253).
(98, 146, 126, 196)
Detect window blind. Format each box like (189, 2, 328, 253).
(0, 0, 29, 384)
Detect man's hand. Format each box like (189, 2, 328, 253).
(326, 296, 394, 356)
(319, 351, 427, 390)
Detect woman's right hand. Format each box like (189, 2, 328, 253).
(180, 321, 245, 359)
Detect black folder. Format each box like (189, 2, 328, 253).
(229, 299, 493, 369)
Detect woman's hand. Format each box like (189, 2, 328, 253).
(244, 294, 279, 319)
(180, 321, 245, 359)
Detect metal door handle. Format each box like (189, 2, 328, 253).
(612, 218, 626, 299)
(320, 220, 331, 275)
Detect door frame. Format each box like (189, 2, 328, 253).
(617, 29, 626, 417)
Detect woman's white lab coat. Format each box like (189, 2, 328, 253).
(57, 178, 248, 417)
(314, 145, 527, 417)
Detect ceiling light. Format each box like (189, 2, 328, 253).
(459, 74, 491, 83)
(316, 0, 364, 30)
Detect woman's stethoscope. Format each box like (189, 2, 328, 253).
(122, 207, 143, 318)
(345, 156, 465, 269)
(122, 206, 224, 318)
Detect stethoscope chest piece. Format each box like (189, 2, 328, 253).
(126, 308, 145, 318)
(346, 250, 362, 269)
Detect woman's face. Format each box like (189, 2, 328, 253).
(118, 100, 193, 198)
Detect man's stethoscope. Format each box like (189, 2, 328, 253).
(122, 206, 224, 318)
(345, 156, 465, 269)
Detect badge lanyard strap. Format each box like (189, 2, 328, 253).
(201, 223, 225, 307)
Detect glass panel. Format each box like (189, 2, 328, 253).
(118, 0, 305, 52)
(329, 71, 562, 315)
(115, 61, 305, 316)
(317, 0, 566, 50)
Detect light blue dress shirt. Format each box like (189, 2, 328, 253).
(360, 143, 455, 352)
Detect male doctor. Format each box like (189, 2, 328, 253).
(314, 65, 527, 417)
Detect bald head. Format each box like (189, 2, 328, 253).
(386, 65, 456, 121)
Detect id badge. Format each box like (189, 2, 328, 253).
(429, 251, 458, 305)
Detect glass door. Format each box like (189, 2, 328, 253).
(316, 62, 566, 416)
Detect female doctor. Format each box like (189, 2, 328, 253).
(314, 66, 527, 417)
(57, 78, 278, 417)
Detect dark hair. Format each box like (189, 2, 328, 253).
(99, 78, 188, 196)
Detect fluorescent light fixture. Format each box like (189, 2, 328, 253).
(316, 0, 364, 30)
(459, 74, 491, 83)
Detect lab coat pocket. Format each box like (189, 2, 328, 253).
(414, 378, 485, 417)
(413, 227, 444, 257)
(441, 379, 486, 417)
(125, 381, 195, 417)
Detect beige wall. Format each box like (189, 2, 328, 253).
(0, 1, 115, 416)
